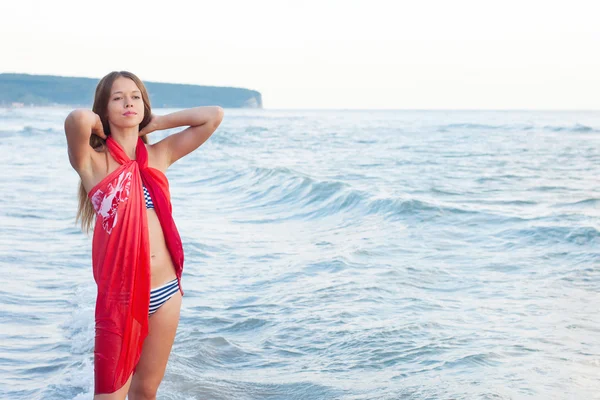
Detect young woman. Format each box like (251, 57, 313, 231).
(64, 71, 224, 399)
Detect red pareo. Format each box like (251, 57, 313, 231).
(88, 137, 184, 394)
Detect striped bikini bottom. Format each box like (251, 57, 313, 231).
(149, 278, 180, 316)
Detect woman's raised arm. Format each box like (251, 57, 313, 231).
(64, 109, 106, 172)
(142, 106, 224, 169)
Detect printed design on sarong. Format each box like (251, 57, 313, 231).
(91, 171, 133, 234)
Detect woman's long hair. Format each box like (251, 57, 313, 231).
(76, 71, 152, 233)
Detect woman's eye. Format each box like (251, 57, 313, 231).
(134, 96, 141, 99)
(113, 97, 121, 100)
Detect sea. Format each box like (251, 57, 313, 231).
(0, 107, 599, 400)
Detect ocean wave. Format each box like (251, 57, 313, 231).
(543, 123, 596, 133)
(206, 131, 242, 146)
(220, 165, 480, 222)
(219, 166, 362, 212)
(553, 198, 600, 208)
(2, 126, 58, 136)
(367, 197, 477, 220)
(173, 334, 261, 371)
(441, 352, 503, 369)
(437, 122, 598, 133)
(497, 225, 600, 246)
(439, 123, 509, 131)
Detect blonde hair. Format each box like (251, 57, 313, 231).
(76, 71, 152, 233)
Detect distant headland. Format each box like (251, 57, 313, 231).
(0, 73, 262, 108)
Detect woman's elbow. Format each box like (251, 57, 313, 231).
(213, 106, 224, 126)
(66, 109, 94, 126)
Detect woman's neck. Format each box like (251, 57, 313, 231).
(109, 128, 139, 160)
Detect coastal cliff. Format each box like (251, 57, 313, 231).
(0, 73, 262, 108)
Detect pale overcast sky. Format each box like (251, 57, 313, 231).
(1, 0, 599, 109)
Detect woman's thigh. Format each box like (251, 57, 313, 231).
(128, 292, 182, 397)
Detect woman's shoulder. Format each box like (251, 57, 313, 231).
(81, 146, 122, 193)
(145, 141, 169, 174)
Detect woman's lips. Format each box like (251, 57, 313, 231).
(123, 112, 137, 116)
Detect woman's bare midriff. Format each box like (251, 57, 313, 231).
(146, 208, 177, 288)
(83, 145, 177, 290)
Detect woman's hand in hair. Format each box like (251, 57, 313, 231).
(91, 113, 107, 139)
(139, 114, 163, 136)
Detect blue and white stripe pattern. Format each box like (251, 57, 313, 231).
(149, 278, 179, 315)
(143, 185, 154, 209)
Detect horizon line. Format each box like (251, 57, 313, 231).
(261, 108, 600, 112)
(2, 104, 600, 112)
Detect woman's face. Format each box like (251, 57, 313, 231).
(106, 77, 145, 129)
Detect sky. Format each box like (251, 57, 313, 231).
(1, 0, 599, 109)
